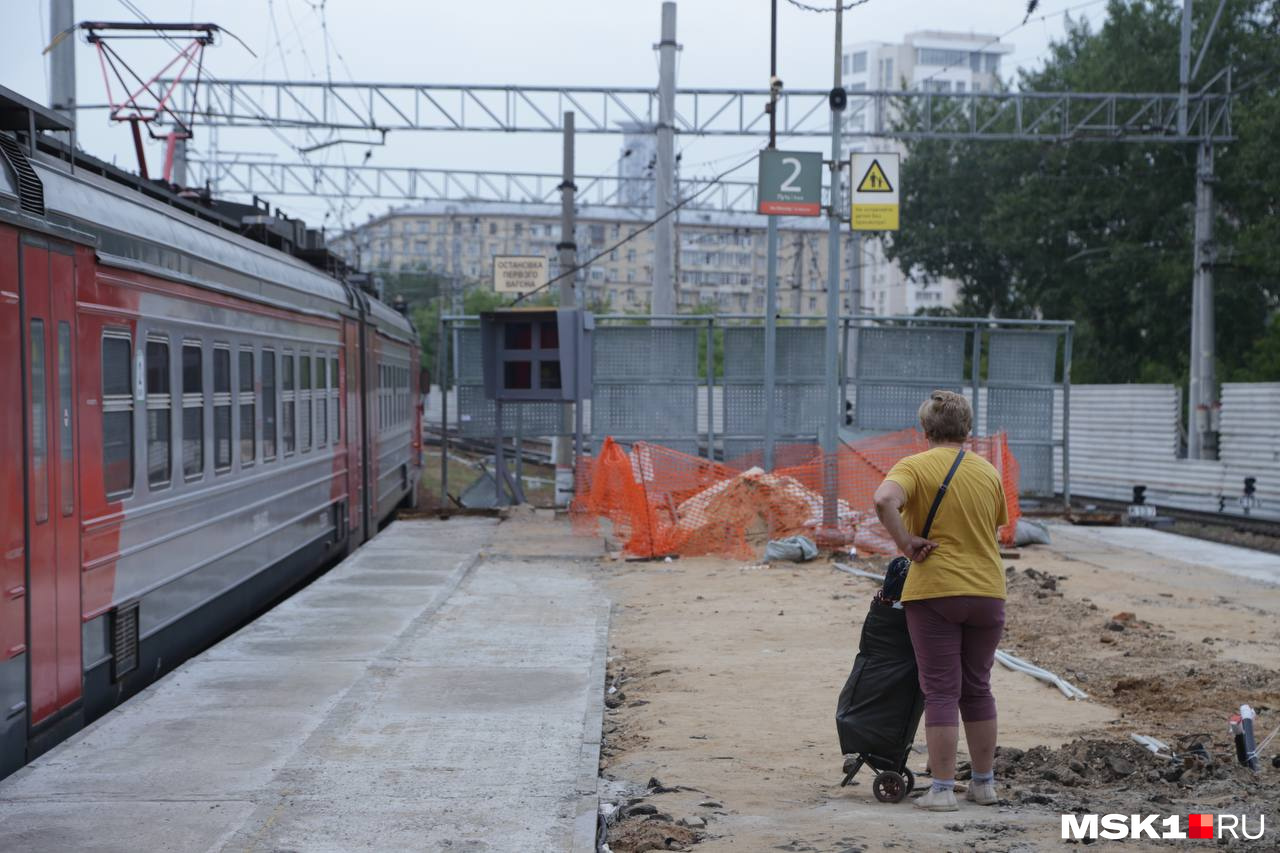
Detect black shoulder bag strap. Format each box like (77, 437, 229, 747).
(920, 450, 965, 539)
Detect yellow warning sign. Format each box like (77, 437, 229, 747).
(856, 159, 893, 193)
(850, 152, 900, 232)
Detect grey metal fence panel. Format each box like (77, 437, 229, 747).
(856, 327, 968, 381)
(591, 326, 700, 452)
(854, 382, 967, 431)
(1008, 439, 1054, 495)
(723, 327, 824, 460)
(986, 331, 1059, 495)
(454, 327, 567, 437)
(988, 331, 1058, 384)
(987, 386, 1054, 437)
(852, 327, 968, 431)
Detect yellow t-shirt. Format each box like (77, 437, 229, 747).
(883, 447, 1008, 602)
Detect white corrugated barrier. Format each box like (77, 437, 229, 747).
(1052, 383, 1278, 521)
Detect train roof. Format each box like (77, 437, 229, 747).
(0, 87, 414, 344)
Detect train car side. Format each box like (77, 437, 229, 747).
(0, 125, 421, 777)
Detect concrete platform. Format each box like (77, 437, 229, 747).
(1048, 522, 1280, 586)
(0, 518, 609, 852)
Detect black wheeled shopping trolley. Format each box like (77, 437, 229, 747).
(834, 586, 925, 803)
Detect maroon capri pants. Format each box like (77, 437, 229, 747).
(903, 596, 1006, 727)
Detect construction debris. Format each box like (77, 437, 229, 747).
(764, 535, 819, 562)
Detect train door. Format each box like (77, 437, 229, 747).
(343, 316, 366, 544)
(20, 236, 82, 742)
(0, 228, 26, 776)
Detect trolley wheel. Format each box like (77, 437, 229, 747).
(902, 768, 915, 796)
(872, 770, 908, 803)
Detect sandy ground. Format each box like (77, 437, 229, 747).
(593, 526, 1280, 852)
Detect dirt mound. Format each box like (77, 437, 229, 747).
(980, 736, 1280, 815)
(1001, 566, 1280, 732)
(607, 816, 699, 852)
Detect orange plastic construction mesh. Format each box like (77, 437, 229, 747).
(573, 428, 1021, 560)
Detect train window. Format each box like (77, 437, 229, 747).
(102, 333, 133, 497)
(262, 349, 277, 460)
(330, 357, 340, 443)
(282, 353, 296, 455)
(30, 320, 48, 523)
(146, 338, 172, 489)
(58, 322, 74, 516)
(213, 346, 231, 473)
(239, 349, 255, 467)
(382, 364, 390, 429)
(299, 355, 311, 451)
(182, 343, 203, 480)
(316, 356, 327, 446)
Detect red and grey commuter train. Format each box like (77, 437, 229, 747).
(0, 96, 422, 778)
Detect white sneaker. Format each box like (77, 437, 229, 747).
(966, 780, 998, 805)
(913, 786, 959, 811)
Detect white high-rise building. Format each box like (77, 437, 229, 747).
(843, 32, 1014, 316)
(616, 122, 658, 208)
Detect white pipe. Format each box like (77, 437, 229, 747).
(1130, 733, 1172, 755)
(832, 562, 886, 581)
(995, 650, 1088, 700)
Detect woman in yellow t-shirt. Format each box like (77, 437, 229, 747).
(872, 390, 1008, 813)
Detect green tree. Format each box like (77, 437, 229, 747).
(1234, 312, 1280, 380)
(885, 0, 1280, 384)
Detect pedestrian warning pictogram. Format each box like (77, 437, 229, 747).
(856, 159, 893, 193)
(850, 152, 900, 231)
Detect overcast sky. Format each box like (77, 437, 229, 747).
(1, 0, 1111, 229)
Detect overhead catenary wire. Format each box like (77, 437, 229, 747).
(121, 0, 369, 232)
(784, 0, 871, 12)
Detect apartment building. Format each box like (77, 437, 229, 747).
(332, 200, 860, 315)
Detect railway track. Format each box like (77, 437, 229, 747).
(423, 426, 554, 466)
(1071, 496, 1280, 539)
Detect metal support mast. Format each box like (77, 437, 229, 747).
(653, 2, 678, 316)
(819, 2, 844, 541)
(1190, 140, 1217, 458)
(554, 111, 578, 505)
(763, 0, 780, 472)
(49, 0, 76, 120)
(1182, 0, 1219, 459)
